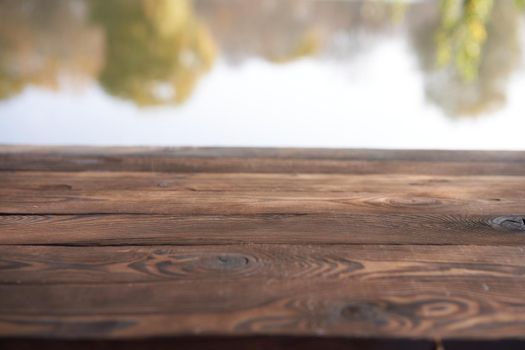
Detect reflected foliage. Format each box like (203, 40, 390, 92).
(0, 0, 524, 116)
(269, 30, 321, 63)
(0, 0, 103, 99)
(91, 0, 216, 105)
(436, 0, 493, 82)
(411, 0, 522, 116)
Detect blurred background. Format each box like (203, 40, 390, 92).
(1, 0, 525, 149)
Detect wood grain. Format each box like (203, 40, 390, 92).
(0, 337, 436, 350)
(2, 146, 525, 175)
(2, 338, 521, 350)
(1, 244, 525, 339)
(2, 146, 525, 346)
(1, 172, 525, 216)
(1, 213, 525, 246)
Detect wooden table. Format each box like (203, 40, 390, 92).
(1, 146, 525, 349)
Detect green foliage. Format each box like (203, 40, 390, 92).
(91, 0, 216, 106)
(411, 0, 522, 116)
(435, 0, 493, 82)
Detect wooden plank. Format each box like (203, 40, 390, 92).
(2, 146, 525, 345)
(0, 244, 524, 339)
(3, 171, 525, 193)
(0, 337, 436, 350)
(2, 146, 525, 175)
(4, 146, 525, 161)
(1, 244, 524, 284)
(1, 338, 520, 350)
(1, 213, 525, 246)
(2, 172, 525, 216)
(2, 338, 523, 350)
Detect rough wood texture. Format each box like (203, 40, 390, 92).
(0, 337, 436, 350)
(2, 146, 525, 175)
(1, 146, 525, 349)
(1, 214, 525, 246)
(2, 244, 525, 339)
(2, 172, 525, 216)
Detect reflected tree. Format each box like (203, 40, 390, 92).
(91, 0, 216, 105)
(193, 0, 407, 64)
(193, 0, 324, 64)
(0, 0, 103, 99)
(268, 30, 321, 63)
(1, 0, 524, 115)
(410, 0, 522, 116)
(435, 0, 493, 82)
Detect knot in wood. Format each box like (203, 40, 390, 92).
(489, 216, 525, 232)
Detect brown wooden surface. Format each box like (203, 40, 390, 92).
(2, 146, 525, 175)
(1, 146, 525, 349)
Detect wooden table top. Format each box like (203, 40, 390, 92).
(1, 146, 525, 350)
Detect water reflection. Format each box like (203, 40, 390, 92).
(1, 0, 525, 148)
(411, 0, 523, 115)
(0, 0, 104, 99)
(91, 0, 215, 105)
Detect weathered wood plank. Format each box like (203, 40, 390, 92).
(2, 337, 522, 350)
(2, 146, 525, 345)
(2, 146, 525, 175)
(1, 172, 525, 216)
(4, 146, 525, 161)
(6, 189, 523, 215)
(1, 213, 525, 245)
(1, 244, 524, 284)
(0, 337, 436, 350)
(3, 171, 525, 193)
(0, 244, 524, 339)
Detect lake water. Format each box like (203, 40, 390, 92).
(1, 0, 525, 149)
